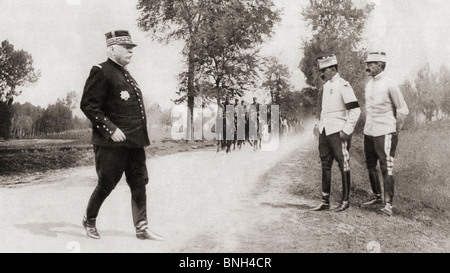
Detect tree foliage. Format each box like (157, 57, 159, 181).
(0, 40, 40, 139)
(136, 0, 281, 139)
(261, 57, 291, 106)
(299, 0, 373, 117)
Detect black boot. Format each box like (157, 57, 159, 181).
(381, 175, 395, 216)
(336, 171, 350, 212)
(136, 221, 165, 241)
(132, 186, 165, 241)
(82, 215, 100, 239)
(363, 169, 383, 206)
(311, 168, 331, 211)
(310, 193, 330, 211)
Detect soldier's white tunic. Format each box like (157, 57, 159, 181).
(319, 73, 361, 136)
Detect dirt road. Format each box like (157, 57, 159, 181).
(1, 127, 449, 253)
(0, 130, 312, 253)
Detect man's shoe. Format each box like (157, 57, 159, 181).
(310, 202, 330, 211)
(363, 196, 382, 206)
(380, 204, 393, 216)
(136, 228, 165, 241)
(82, 215, 100, 239)
(335, 201, 349, 212)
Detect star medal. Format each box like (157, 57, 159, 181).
(120, 91, 130, 101)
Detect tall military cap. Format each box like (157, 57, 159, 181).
(105, 30, 137, 47)
(317, 54, 338, 70)
(364, 52, 386, 63)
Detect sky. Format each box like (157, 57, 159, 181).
(1, 0, 450, 115)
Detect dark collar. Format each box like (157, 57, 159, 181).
(107, 58, 127, 72)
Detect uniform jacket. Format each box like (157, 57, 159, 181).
(319, 73, 361, 136)
(364, 72, 409, 137)
(80, 58, 150, 147)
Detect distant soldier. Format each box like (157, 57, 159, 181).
(313, 124, 320, 141)
(362, 52, 409, 216)
(249, 97, 261, 150)
(310, 54, 361, 212)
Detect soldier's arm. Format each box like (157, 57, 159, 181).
(389, 84, 409, 132)
(341, 84, 361, 136)
(80, 66, 119, 139)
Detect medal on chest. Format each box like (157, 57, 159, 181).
(120, 90, 130, 101)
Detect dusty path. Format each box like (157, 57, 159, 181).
(2, 127, 449, 253)
(0, 132, 310, 253)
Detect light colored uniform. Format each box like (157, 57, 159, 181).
(364, 72, 409, 137)
(364, 71, 409, 177)
(319, 73, 361, 136)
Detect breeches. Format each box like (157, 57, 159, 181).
(364, 134, 398, 175)
(319, 131, 351, 172)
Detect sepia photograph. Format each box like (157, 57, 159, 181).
(1, 0, 449, 257)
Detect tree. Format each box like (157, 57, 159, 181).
(136, 0, 280, 139)
(438, 64, 450, 117)
(261, 57, 291, 106)
(399, 79, 418, 128)
(0, 40, 40, 139)
(193, 1, 281, 105)
(37, 99, 72, 134)
(10, 102, 44, 138)
(415, 63, 439, 123)
(298, 0, 373, 119)
(137, 0, 209, 140)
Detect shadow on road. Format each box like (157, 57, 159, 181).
(14, 222, 135, 239)
(260, 202, 312, 210)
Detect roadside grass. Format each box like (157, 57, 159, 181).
(289, 120, 450, 225)
(0, 129, 216, 177)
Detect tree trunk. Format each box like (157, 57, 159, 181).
(186, 46, 195, 141)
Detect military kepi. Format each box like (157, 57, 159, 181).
(105, 30, 137, 47)
(317, 54, 338, 70)
(365, 52, 386, 63)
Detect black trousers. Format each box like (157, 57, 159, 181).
(364, 133, 398, 203)
(318, 131, 351, 195)
(86, 145, 149, 227)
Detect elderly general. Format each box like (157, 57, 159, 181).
(80, 30, 164, 240)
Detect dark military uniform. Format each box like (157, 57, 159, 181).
(80, 58, 151, 231)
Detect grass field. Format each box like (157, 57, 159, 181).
(289, 120, 450, 225)
(0, 129, 216, 177)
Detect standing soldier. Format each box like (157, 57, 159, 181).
(80, 30, 164, 240)
(362, 52, 409, 216)
(311, 54, 361, 212)
(313, 124, 320, 141)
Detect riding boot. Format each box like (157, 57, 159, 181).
(336, 171, 350, 212)
(132, 186, 165, 240)
(381, 175, 395, 216)
(82, 215, 100, 239)
(363, 169, 383, 205)
(310, 168, 331, 211)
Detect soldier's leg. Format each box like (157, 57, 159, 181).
(376, 134, 398, 216)
(363, 135, 382, 205)
(125, 148, 164, 240)
(84, 145, 127, 238)
(311, 131, 333, 211)
(328, 133, 351, 211)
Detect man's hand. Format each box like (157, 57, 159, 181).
(110, 128, 126, 142)
(340, 131, 350, 142)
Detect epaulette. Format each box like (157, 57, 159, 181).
(338, 78, 350, 87)
(94, 64, 102, 69)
